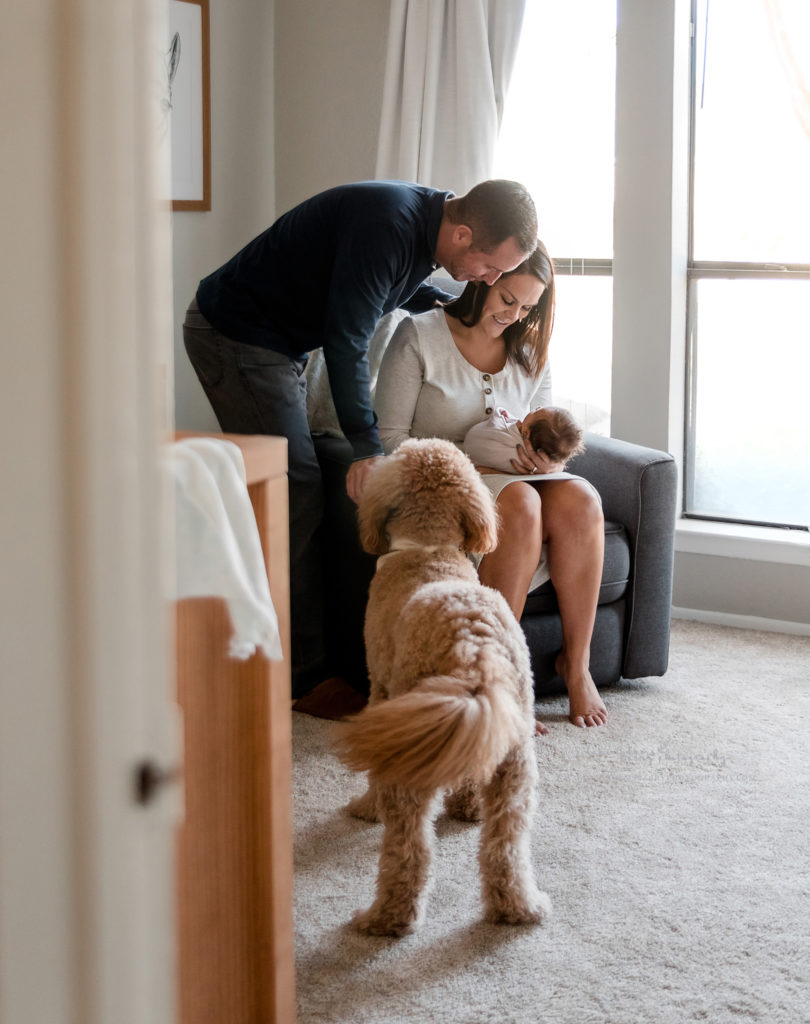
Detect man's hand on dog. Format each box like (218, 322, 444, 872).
(347, 455, 384, 503)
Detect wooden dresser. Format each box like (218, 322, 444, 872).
(174, 433, 295, 1024)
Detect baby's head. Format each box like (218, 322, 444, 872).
(524, 407, 585, 465)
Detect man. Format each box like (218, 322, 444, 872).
(183, 178, 538, 697)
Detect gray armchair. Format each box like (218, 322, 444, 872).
(314, 430, 678, 697)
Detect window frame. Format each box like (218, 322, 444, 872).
(683, 0, 810, 532)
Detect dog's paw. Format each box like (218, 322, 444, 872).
(345, 790, 380, 822)
(352, 905, 422, 937)
(486, 889, 552, 927)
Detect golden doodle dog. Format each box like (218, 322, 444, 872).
(333, 438, 551, 937)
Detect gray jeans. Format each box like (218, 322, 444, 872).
(183, 299, 325, 696)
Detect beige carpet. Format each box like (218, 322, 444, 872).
(291, 619, 810, 1024)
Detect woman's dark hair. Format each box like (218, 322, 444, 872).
(444, 241, 556, 377)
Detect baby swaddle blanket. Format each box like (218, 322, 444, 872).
(164, 437, 283, 661)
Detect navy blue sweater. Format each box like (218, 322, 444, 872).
(196, 181, 453, 460)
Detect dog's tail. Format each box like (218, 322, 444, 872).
(333, 656, 529, 792)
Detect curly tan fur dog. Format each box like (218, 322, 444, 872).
(333, 438, 551, 936)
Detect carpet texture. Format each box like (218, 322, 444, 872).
(292, 619, 810, 1024)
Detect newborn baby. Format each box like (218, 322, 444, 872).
(464, 406, 585, 474)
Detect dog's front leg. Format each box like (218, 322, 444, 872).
(353, 783, 436, 937)
(479, 744, 551, 926)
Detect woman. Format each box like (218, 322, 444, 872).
(373, 243, 607, 729)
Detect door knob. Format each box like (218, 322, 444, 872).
(134, 759, 181, 806)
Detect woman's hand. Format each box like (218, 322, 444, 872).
(510, 419, 566, 475)
(510, 446, 563, 475)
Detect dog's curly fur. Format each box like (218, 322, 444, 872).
(333, 438, 551, 936)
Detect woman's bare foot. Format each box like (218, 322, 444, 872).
(535, 718, 549, 736)
(555, 653, 607, 728)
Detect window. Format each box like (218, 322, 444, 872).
(494, 1, 616, 435)
(687, 0, 810, 528)
(499, 0, 808, 530)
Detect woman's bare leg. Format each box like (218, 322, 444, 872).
(478, 481, 541, 619)
(538, 479, 606, 727)
(479, 478, 606, 729)
(478, 483, 549, 734)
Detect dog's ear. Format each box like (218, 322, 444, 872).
(460, 477, 500, 554)
(357, 464, 401, 555)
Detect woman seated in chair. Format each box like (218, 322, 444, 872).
(373, 242, 607, 729)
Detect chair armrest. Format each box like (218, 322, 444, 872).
(568, 434, 679, 679)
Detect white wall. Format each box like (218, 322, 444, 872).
(1, 5, 76, 1015)
(612, 0, 690, 461)
(274, 0, 389, 213)
(172, 0, 276, 431)
(2, 1, 178, 1020)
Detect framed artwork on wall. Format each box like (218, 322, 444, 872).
(168, 0, 211, 211)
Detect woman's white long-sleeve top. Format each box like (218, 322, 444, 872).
(373, 308, 552, 455)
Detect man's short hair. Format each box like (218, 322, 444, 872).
(447, 180, 538, 254)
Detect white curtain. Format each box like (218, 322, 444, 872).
(375, 0, 526, 194)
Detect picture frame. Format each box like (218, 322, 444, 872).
(168, 0, 211, 211)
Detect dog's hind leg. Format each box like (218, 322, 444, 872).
(343, 681, 390, 823)
(478, 743, 551, 926)
(345, 779, 380, 822)
(444, 779, 482, 822)
(352, 783, 436, 937)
